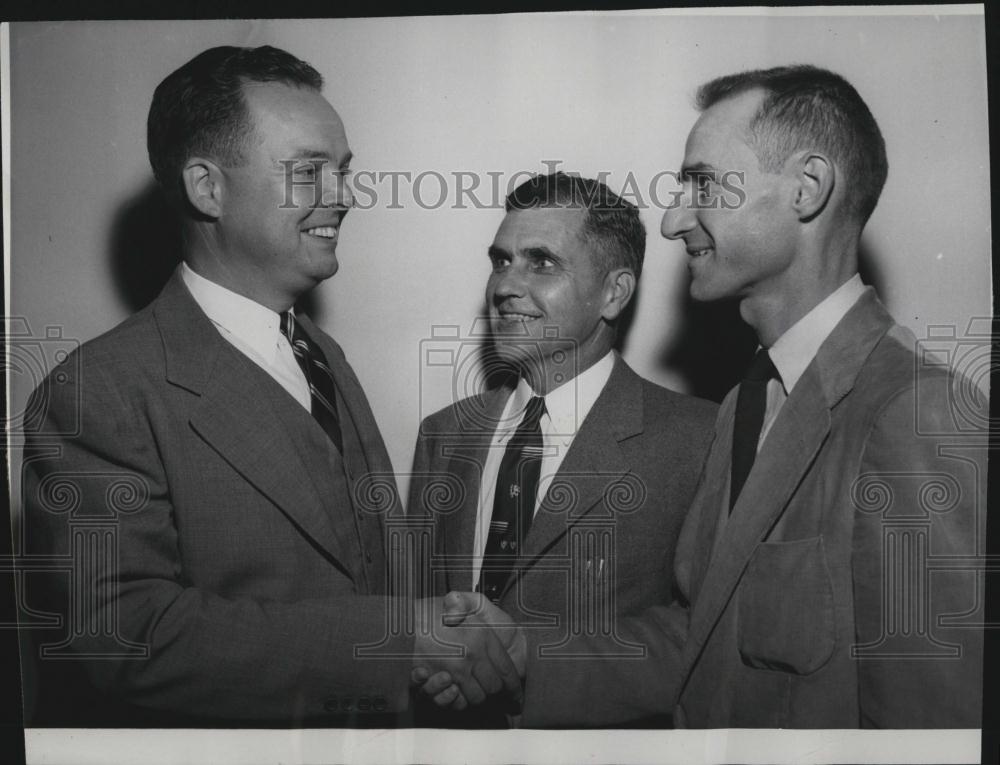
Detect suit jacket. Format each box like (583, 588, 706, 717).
(20, 270, 413, 727)
(523, 289, 985, 728)
(407, 355, 717, 726)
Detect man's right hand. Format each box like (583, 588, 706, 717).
(411, 592, 526, 710)
(411, 593, 523, 710)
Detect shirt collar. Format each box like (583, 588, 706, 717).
(180, 261, 284, 359)
(768, 273, 866, 394)
(510, 350, 615, 436)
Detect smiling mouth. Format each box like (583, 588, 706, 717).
(687, 247, 713, 258)
(304, 226, 339, 240)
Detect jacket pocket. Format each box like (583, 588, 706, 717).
(736, 536, 836, 675)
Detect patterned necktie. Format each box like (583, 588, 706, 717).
(730, 349, 779, 512)
(479, 395, 547, 603)
(279, 312, 343, 454)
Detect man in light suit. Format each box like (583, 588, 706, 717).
(441, 66, 985, 728)
(408, 173, 717, 725)
(19, 45, 517, 727)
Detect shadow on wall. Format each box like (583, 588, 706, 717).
(857, 238, 887, 302)
(109, 181, 182, 312)
(662, 296, 757, 403)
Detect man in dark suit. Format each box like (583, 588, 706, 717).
(19, 45, 517, 727)
(437, 67, 985, 728)
(408, 173, 717, 724)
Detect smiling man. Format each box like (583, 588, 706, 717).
(407, 173, 717, 725)
(496, 66, 985, 729)
(19, 45, 518, 727)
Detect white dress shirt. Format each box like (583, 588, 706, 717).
(180, 262, 311, 411)
(471, 350, 615, 589)
(758, 273, 867, 448)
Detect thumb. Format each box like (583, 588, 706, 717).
(442, 590, 481, 626)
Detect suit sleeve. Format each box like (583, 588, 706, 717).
(519, 601, 688, 727)
(405, 423, 436, 600)
(21, 361, 415, 723)
(852, 384, 985, 728)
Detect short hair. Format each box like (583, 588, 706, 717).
(696, 65, 888, 225)
(147, 45, 324, 207)
(505, 172, 646, 278)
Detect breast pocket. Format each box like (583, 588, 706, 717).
(736, 536, 836, 675)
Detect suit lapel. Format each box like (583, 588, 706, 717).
(153, 272, 353, 568)
(440, 388, 509, 592)
(681, 401, 733, 605)
(680, 374, 832, 671)
(501, 356, 640, 599)
(676, 288, 895, 692)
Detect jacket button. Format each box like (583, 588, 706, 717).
(366, 551, 373, 563)
(323, 697, 338, 713)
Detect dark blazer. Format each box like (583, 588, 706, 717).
(522, 290, 985, 728)
(408, 355, 717, 726)
(20, 270, 413, 727)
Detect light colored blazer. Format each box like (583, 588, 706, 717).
(21, 270, 412, 726)
(523, 290, 985, 728)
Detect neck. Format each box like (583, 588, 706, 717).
(742, 227, 859, 347)
(183, 225, 297, 313)
(522, 342, 611, 396)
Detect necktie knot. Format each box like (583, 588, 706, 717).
(744, 349, 778, 383)
(522, 396, 547, 428)
(278, 311, 297, 343)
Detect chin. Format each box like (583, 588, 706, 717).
(314, 257, 340, 281)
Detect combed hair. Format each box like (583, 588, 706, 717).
(505, 172, 646, 278)
(147, 45, 324, 207)
(696, 64, 888, 225)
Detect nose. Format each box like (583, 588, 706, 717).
(661, 185, 697, 240)
(487, 261, 526, 303)
(339, 173, 355, 211)
(321, 170, 354, 211)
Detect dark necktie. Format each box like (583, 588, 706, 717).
(730, 349, 779, 512)
(279, 312, 343, 454)
(479, 395, 547, 603)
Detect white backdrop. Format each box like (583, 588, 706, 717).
(7, 9, 991, 498)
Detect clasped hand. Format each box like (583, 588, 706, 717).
(412, 591, 526, 710)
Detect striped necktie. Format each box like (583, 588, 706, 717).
(279, 312, 344, 454)
(479, 395, 547, 603)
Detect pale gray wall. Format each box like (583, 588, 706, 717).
(7, 13, 992, 498)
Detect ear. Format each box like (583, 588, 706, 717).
(181, 157, 224, 219)
(791, 152, 834, 221)
(601, 268, 637, 321)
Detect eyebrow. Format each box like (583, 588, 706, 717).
(524, 246, 558, 262)
(288, 149, 353, 167)
(680, 161, 717, 180)
(487, 244, 559, 262)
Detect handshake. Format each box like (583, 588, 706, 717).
(411, 592, 526, 711)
